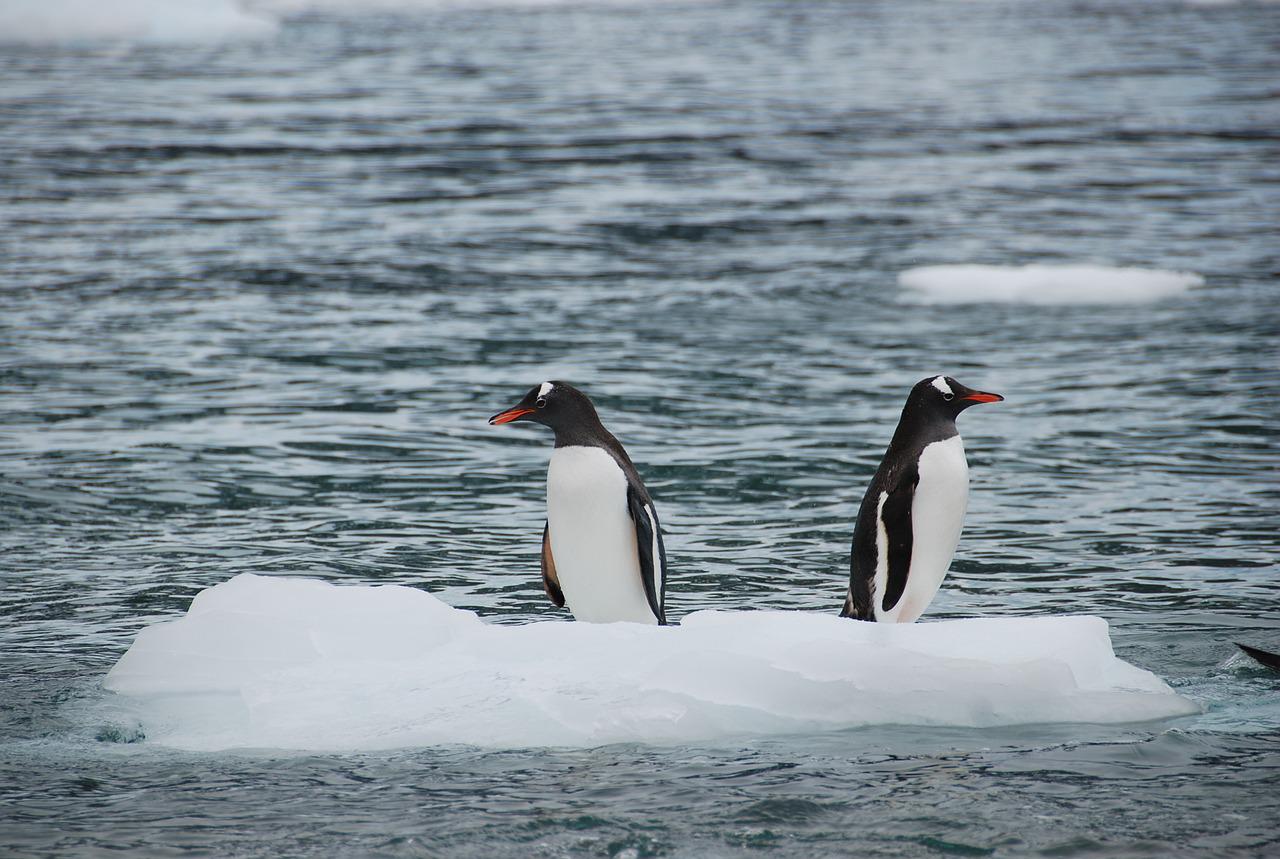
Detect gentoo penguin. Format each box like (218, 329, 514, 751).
(841, 375, 1003, 623)
(489, 382, 667, 625)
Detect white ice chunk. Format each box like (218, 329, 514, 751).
(0, 0, 276, 44)
(0, 0, 710, 43)
(899, 264, 1203, 305)
(103, 574, 1198, 752)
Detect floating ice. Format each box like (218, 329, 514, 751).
(103, 574, 1198, 751)
(0, 0, 689, 44)
(0, 0, 277, 44)
(899, 264, 1203, 305)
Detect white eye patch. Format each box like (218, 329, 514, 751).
(931, 376, 952, 396)
(538, 382, 554, 398)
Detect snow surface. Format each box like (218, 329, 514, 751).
(899, 264, 1203, 305)
(103, 574, 1198, 751)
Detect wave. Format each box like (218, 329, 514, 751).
(899, 264, 1204, 305)
(101, 574, 1198, 752)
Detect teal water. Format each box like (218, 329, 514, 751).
(2, 0, 1279, 855)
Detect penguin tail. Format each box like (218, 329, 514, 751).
(838, 593, 873, 622)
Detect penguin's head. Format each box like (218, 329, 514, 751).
(488, 381, 600, 432)
(911, 375, 1004, 419)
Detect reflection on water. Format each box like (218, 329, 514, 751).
(2, 0, 1278, 855)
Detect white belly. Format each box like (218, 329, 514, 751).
(546, 446, 657, 624)
(879, 435, 969, 623)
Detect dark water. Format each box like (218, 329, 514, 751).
(2, 0, 1279, 855)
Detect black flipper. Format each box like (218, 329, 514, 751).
(626, 485, 667, 625)
(845, 455, 921, 621)
(879, 470, 919, 614)
(1236, 642, 1280, 673)
(541, 522, 565, 608)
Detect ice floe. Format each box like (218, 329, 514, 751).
(0, 0, 690, 44)
(102, 574, 1198, 751)
(0, 0, 277, 44)
(899, 264, 1203, 305)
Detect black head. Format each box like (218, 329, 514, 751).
(488, 381, 603, 436)
(905, 375, 1004, 422)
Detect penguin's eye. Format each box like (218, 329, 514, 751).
(536, 397, 547, 409)
(942, 392, 954, 401)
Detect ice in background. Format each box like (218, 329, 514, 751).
(0, 0, 277, 43)
(899, 265, 1204, 305)
(103, 575, 1198, 751)
(0, 0, 684, 43)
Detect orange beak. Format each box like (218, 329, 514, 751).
(961, 391, 1003, 404)
(489, 407, 535, 425)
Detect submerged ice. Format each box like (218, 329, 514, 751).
(899, 264, 1203, 305)
(103, 575, 1197, 751)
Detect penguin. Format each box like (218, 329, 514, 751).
(841, 375, 1003, 623)
(489, 381, 667, 625)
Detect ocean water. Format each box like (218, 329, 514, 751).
(2, 0, 1279, 855)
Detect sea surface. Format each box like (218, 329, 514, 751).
(2, 0, 1279, 855)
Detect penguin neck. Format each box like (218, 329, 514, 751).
(888, 403, 959, 455)
(552, 418, 619, 452)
